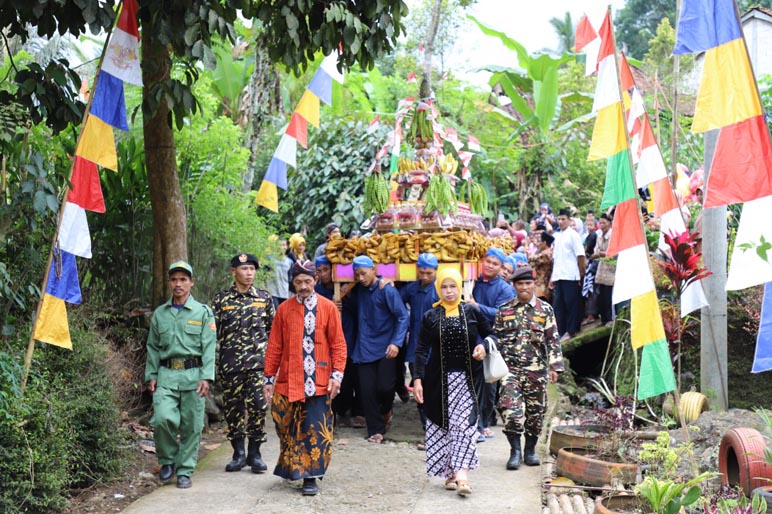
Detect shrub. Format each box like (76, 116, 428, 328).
(0, 309, 127, 512)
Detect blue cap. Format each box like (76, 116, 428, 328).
(485, 247, 506, 263)
(416, 252, 439, 269)
(502, 256, 515, 268)
(511, 252, 529, 265)
(315, 255, 331, 267)
(352, 255, 375, 270)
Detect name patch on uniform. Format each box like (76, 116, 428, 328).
(500, 309, 515, 317)
(187, 320, 203, 326)
(502, 315, 516, 321)
(251, 301, 266, 308)
(221, 306, 237, 311)
(533, 316, 545, 323)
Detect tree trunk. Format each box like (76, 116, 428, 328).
(141, 29, 187, 307)
(421, 0, 443, 90)
(243, 33, 280, 193)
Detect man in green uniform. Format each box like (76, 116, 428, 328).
(211, 253, 275, 473)
(494, 265, 563, 470)
(145, 261, 216, 488)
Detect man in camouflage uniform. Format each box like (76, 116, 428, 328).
(211, 253, 275, 473)
(494, 265, 563, 470)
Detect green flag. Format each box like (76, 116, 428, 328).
(637, 339, 676, 400)
(600, 150, 636, 210)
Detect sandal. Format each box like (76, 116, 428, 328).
(482, 428, 495, 438)
(444, 476, 457, 490)
(367, 433, 384, 444)
(456, 479, 472, 496)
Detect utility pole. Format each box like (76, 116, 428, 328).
(701, 129, 728, 410)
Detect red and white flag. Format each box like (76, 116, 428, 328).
(467, 135, 481, 152)
(407, 73, 417, 84)
(102, 0, 142, 86)
(367, 115, 380, 134)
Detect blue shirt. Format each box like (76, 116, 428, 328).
(315, 282, 358, 354)
(399, 279, 439, 363)
(473, 275, 516, 323)
(350, 279, 409, 364)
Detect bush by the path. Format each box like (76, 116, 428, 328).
(0, 312, 127, 513)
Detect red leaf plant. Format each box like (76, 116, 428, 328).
(655, 231, 712, 299)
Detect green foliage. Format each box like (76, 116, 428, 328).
(636, 471, 718, 514)
(549, 12, 575, 53)
(254, 0, 409, 73)
(269, 119, 383, 248)
(637, 431, 694, 481)
(0, 312, 126, 513)
(209, 44, 253, 120)
(614, 0, 675, 60)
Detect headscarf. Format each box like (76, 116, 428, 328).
(352, 255, 375, 270)
(314, 255, 331, 267)
(416, 252, 439, 269)
(291, 259, 316, 279)
(289, 233, 306, 259)
(433, 268, 463, 317)
(485, 246, 506, 264)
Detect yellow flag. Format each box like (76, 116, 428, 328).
(33, 294, 73, 350)
(588, 102, 626, 161)
(295, 90, 320, 128)
(255, 181, 278, 212)
(631, 290, 666, 350)
(693, 38, 762, 133)
(75, 116, 118, 171)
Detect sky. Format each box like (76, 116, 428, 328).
(447, 0, 626, 85)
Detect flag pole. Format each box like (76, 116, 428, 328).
(669, 0, 682, 188)
(21, 1, 123, 393)
(605, 4, 697, 468)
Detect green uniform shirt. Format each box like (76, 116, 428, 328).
(145, 294, 217, 390)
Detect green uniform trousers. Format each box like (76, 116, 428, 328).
(151, 386, 205, 477)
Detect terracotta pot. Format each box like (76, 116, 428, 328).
(550, 426, 659, 456)
(555, 447, 639, 487)
(719, 428, 772, 496)
(549, 424, 604, 455)
(594, 494, 651, 514)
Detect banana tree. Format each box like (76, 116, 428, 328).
(469, 15, 574, 215)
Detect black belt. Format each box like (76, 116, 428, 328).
(160, 357, 202, 370)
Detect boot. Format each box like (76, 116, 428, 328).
(506, 433, 521, 470)
(524, 434, 541, 466)
(247, 439, 268, 473)
(225, 438, 246, 472)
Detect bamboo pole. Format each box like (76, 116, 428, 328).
(605, 4, 697, 471)
(20, 1, 124, 393)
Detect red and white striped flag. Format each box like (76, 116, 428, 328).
(467, 135, 481, 152)
(367, 115, 380, 134)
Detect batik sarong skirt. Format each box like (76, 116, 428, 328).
(425, 371, 480, 478)
(271, 392, 334, 480)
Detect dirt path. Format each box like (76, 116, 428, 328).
(121, 398, 545, 514)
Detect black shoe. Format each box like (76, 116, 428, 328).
(302, 477, 318, 496)
(176, 475, 192, 489)
(524, 434, 541, 466)
(159, 464, 175, 482)
(247, 439, 268, 473)
(225, 438, 247, 472)
(506, 434, 521, 470)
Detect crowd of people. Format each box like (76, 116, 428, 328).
(142, 201, 633, 497)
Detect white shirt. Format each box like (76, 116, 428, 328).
(551, 228, 585, 281)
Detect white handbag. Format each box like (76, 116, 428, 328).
(483, 339, 509, 383)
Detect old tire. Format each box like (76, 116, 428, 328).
(555, 447, 639, 487)
(594, 494, 650, 514)
(680, 391, 709, 425)
(751, 486, 772, 514)
(719, 428, 772, 496)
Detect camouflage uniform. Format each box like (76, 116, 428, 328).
(494, 296, 563, 438)
(211, 285, 275, 442)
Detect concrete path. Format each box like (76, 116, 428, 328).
(122, 399, 546, 514)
